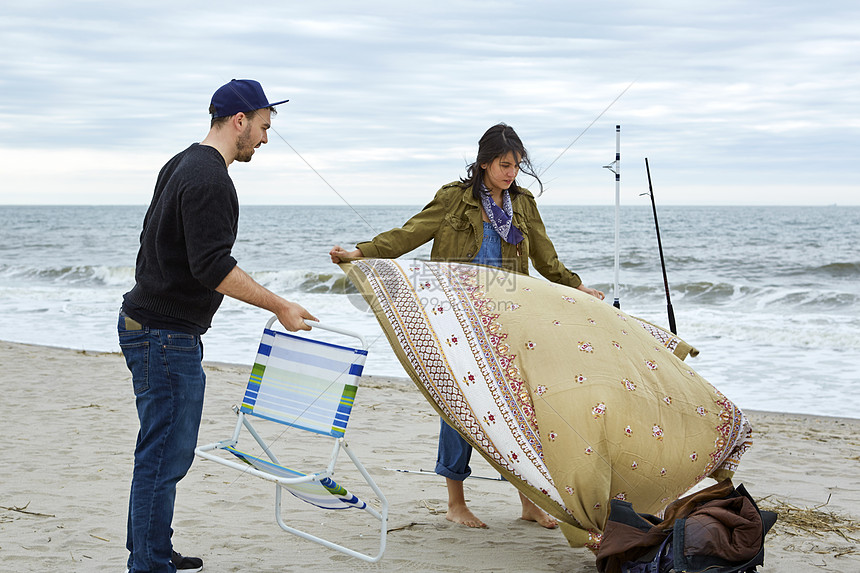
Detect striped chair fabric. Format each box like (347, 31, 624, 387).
(225, 446, 367, 510)
(239, 327, 368, 437)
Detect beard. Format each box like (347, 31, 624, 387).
(234, 125, 257, 163)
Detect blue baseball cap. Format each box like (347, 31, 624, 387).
(209, 79, 289, 118)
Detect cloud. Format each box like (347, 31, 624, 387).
(1, 0, 858, 205)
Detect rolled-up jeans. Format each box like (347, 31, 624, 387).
(118, 312, 205, 573)
(435, 418, 472, 481)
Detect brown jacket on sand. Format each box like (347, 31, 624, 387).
(596, 479, 775, 573)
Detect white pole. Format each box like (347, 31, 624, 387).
(603, 125, 621, 308)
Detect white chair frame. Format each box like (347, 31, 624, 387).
(195, 317, 388, 562)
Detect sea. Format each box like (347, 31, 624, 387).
(1, 204, 858, 420)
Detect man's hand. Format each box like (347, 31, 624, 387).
(274, 300, 317, 332)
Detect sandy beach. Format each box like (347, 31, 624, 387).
(1, 340, 858, 572)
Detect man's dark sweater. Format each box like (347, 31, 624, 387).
(122, 144, 239, 333)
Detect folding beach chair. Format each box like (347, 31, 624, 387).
(195, 316, 388, 562)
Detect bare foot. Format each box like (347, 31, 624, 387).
(444, 477, 488, 528)
(446, 503, 488, 528)
(519, 494, 558, 529)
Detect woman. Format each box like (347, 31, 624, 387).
(330, 123, 604, 529)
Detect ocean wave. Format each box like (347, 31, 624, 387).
(625, 281, 859, 311)
(810, 262, 860, 278)
(0, 264, 360, 294)
(3, 263, 857, 311)
(772, 261, 860, 280)
(275, 269, 844, 305)
(250, 270, 358, 294)
(614, 282, 747, 306)
(0, 264, 135, 287)
(676, 307, 860, 352)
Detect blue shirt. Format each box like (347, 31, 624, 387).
(473, 222, 503, 268)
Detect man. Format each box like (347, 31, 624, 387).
(118, 79, 316, 573)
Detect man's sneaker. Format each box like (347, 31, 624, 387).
(171, 550, 203, 572)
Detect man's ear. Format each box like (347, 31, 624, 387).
(232, 112, 248, 131)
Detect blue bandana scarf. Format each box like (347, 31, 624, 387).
(479, 182, 524, 245)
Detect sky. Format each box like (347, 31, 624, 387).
(1, 1, 858, 206)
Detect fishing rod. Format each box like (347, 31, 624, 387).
(223, 82, 380, 235)
(602, 125, 621, 309)
(273, 79, 635, 234)
(384, 467, 504, 481)
(540, 79, 636, 178)
(642, 158, 677, 334)
(542, 85, 635, 310)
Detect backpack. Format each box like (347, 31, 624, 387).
(596, 480, 778, 573)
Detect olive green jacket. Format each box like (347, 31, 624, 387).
(356, 181, 582, 288)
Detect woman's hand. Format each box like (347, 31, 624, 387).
(329, 245, 363, 263)
(577, 284, 605, 301)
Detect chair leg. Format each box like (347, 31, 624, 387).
(273, 482, 386, 563)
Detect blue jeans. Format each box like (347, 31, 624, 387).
(435, 418, 472, 481)
(118, 313, 206, 573)
(435, 228, 502, 483)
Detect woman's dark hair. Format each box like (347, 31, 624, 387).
(462, 123, 543, 200)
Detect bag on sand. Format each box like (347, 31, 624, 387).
(596, 479, 778, 573)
